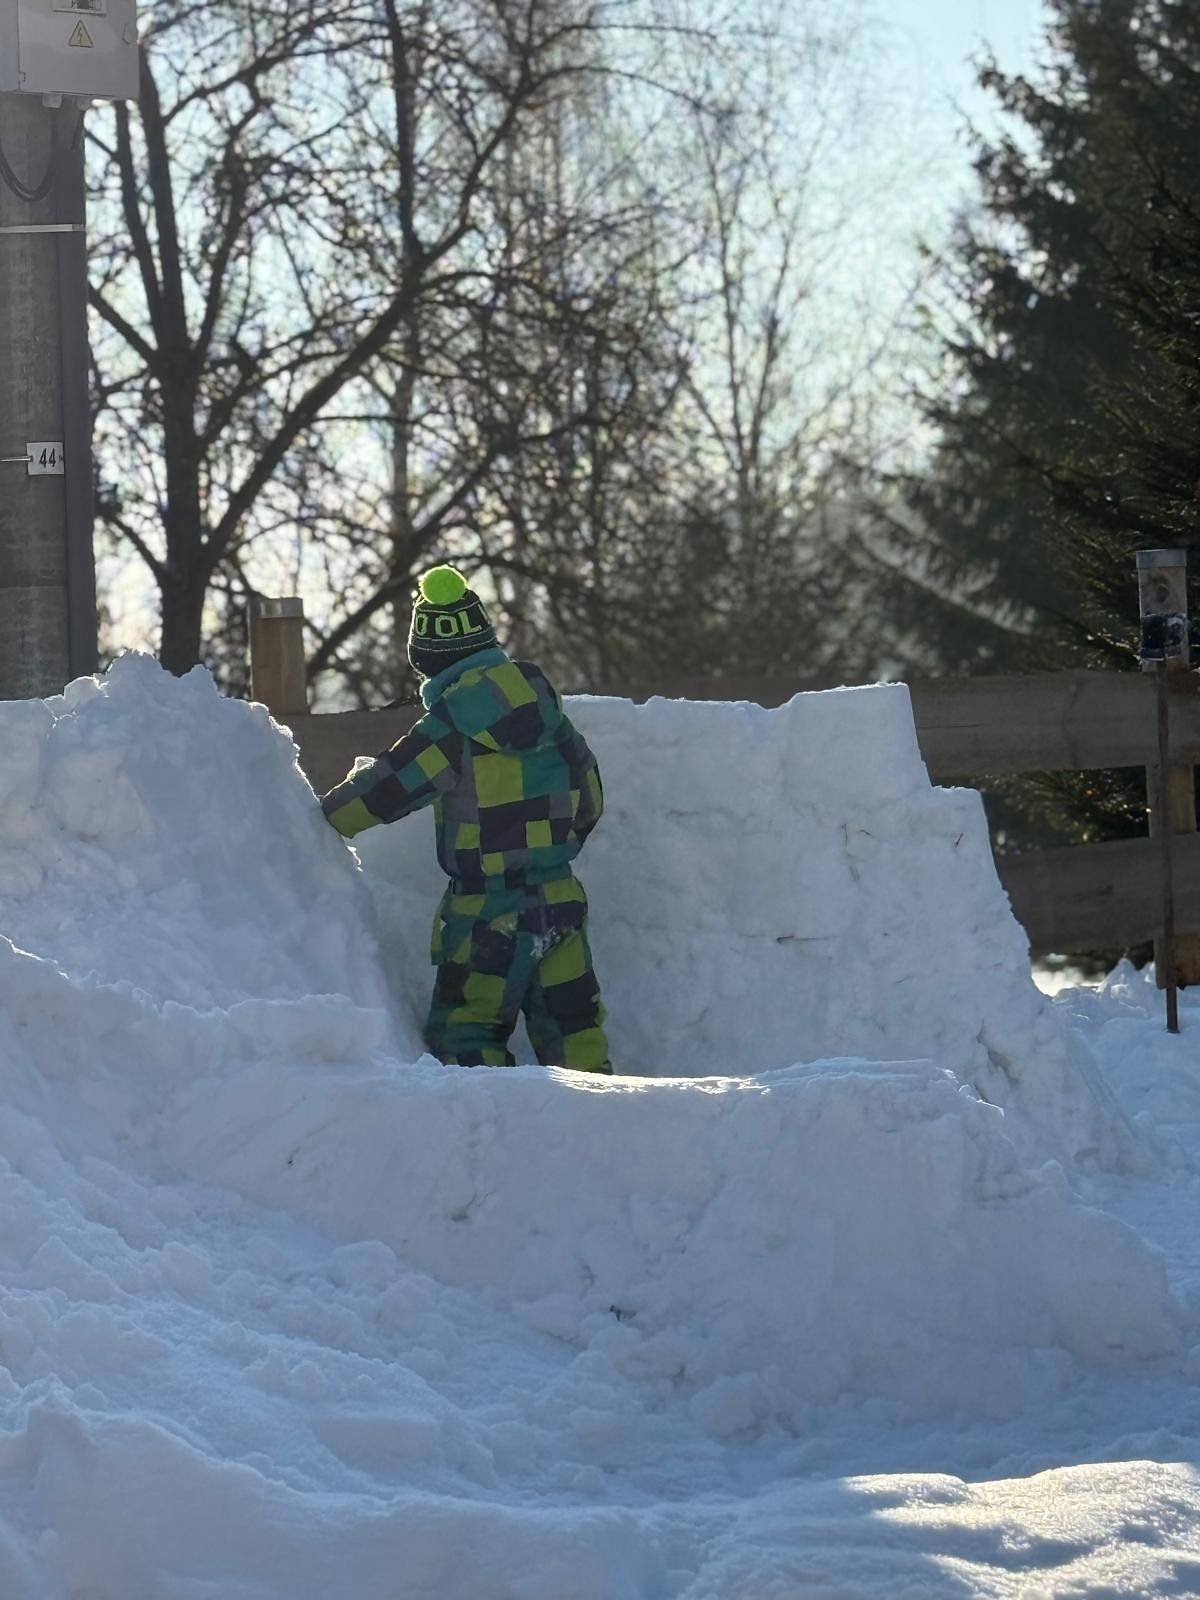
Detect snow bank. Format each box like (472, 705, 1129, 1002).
(0, 663, 1173, 1382)
(359, 685, 1135, 1170)
(0, 658, 1189, 1596)
(0, 657, 392, 1023)
(1, 940, 1177, 1433)
(1055, 961, 1200, 1148)
(158, 1052, 1176, 1427)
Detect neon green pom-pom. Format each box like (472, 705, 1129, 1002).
(419, 565, 468, 606)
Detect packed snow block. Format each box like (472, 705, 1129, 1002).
(357, 685, 1136, 1170)
(166, 1055, 1179, 1429)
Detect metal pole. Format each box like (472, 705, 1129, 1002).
(0, 92, 95, 700)
(1137, 547, 1191, 1029)
(1155, 661, 1180, 1032)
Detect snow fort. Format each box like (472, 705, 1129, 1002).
(0, 653, 1185, 1598)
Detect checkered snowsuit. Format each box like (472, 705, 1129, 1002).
(321, 649, 610, 1072)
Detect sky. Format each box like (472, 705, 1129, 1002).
(814, 0, 1052, 458)
(886, 0, 1047, 159)
(892, 0, 1045, 103)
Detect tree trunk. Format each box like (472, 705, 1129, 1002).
(389, 339, 420, 691)
(157, 386, 208, 674)
(158, 545, 208, 675)
(158, 573, 208, 674)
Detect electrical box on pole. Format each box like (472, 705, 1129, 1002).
(0, 1, 139, 101)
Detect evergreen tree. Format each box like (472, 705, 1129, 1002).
(908, 0, 1200, 848)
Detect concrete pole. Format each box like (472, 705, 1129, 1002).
(0, 91, 96, 700)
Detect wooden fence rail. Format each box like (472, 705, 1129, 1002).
(285, 669, 1200, 788)
(249, 604, 1200, 961)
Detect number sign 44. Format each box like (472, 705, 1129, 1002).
(27, 443, 66, 477)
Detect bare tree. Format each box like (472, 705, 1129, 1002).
(88, 0, 632, 676)
(88, 0, 915, 696)
(298, 0, 709, 704)
(461, 0, 908, 687)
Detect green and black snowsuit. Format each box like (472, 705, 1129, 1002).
(321, 647, 610, 1071)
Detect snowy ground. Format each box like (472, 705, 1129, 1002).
(0, 655, 1198, 1598)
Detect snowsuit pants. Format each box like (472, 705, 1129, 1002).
(426, 876, 611, 1072)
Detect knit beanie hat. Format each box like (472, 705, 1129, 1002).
(408, 565, 498, 679)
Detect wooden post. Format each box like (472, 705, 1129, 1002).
(1137, 549, 1198, 1002)
(250, 596, 308, 720)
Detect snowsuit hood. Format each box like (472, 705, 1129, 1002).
(426, 649, 570, 754)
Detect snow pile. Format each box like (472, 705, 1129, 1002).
(0, 658, 392, 1023)
(0, 662, 1173, 1387)
(360, 684, 1134, 1170)
(1055, 962, 1200, 1153)
(0, 657, 1192, 1597)
(164, 1053, 1176, 1428)
(0, 1099, 679, 1600)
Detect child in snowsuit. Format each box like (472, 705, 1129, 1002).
(321, 566, 611, 1074)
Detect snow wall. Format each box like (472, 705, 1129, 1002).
(0, 652, 1177, 1459)
(360, 685, 1134, 1170)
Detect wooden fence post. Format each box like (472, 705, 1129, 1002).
(1137, 548, 1199, 997)
(250, 596, 308, 719)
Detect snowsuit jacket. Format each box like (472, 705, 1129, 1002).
(320, 648, 604, 893)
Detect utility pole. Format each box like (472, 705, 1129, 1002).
(0, 92, 88, 695)
(0, 0, 139, 700)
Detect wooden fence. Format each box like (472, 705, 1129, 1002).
(250, 611, 1200, 962)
